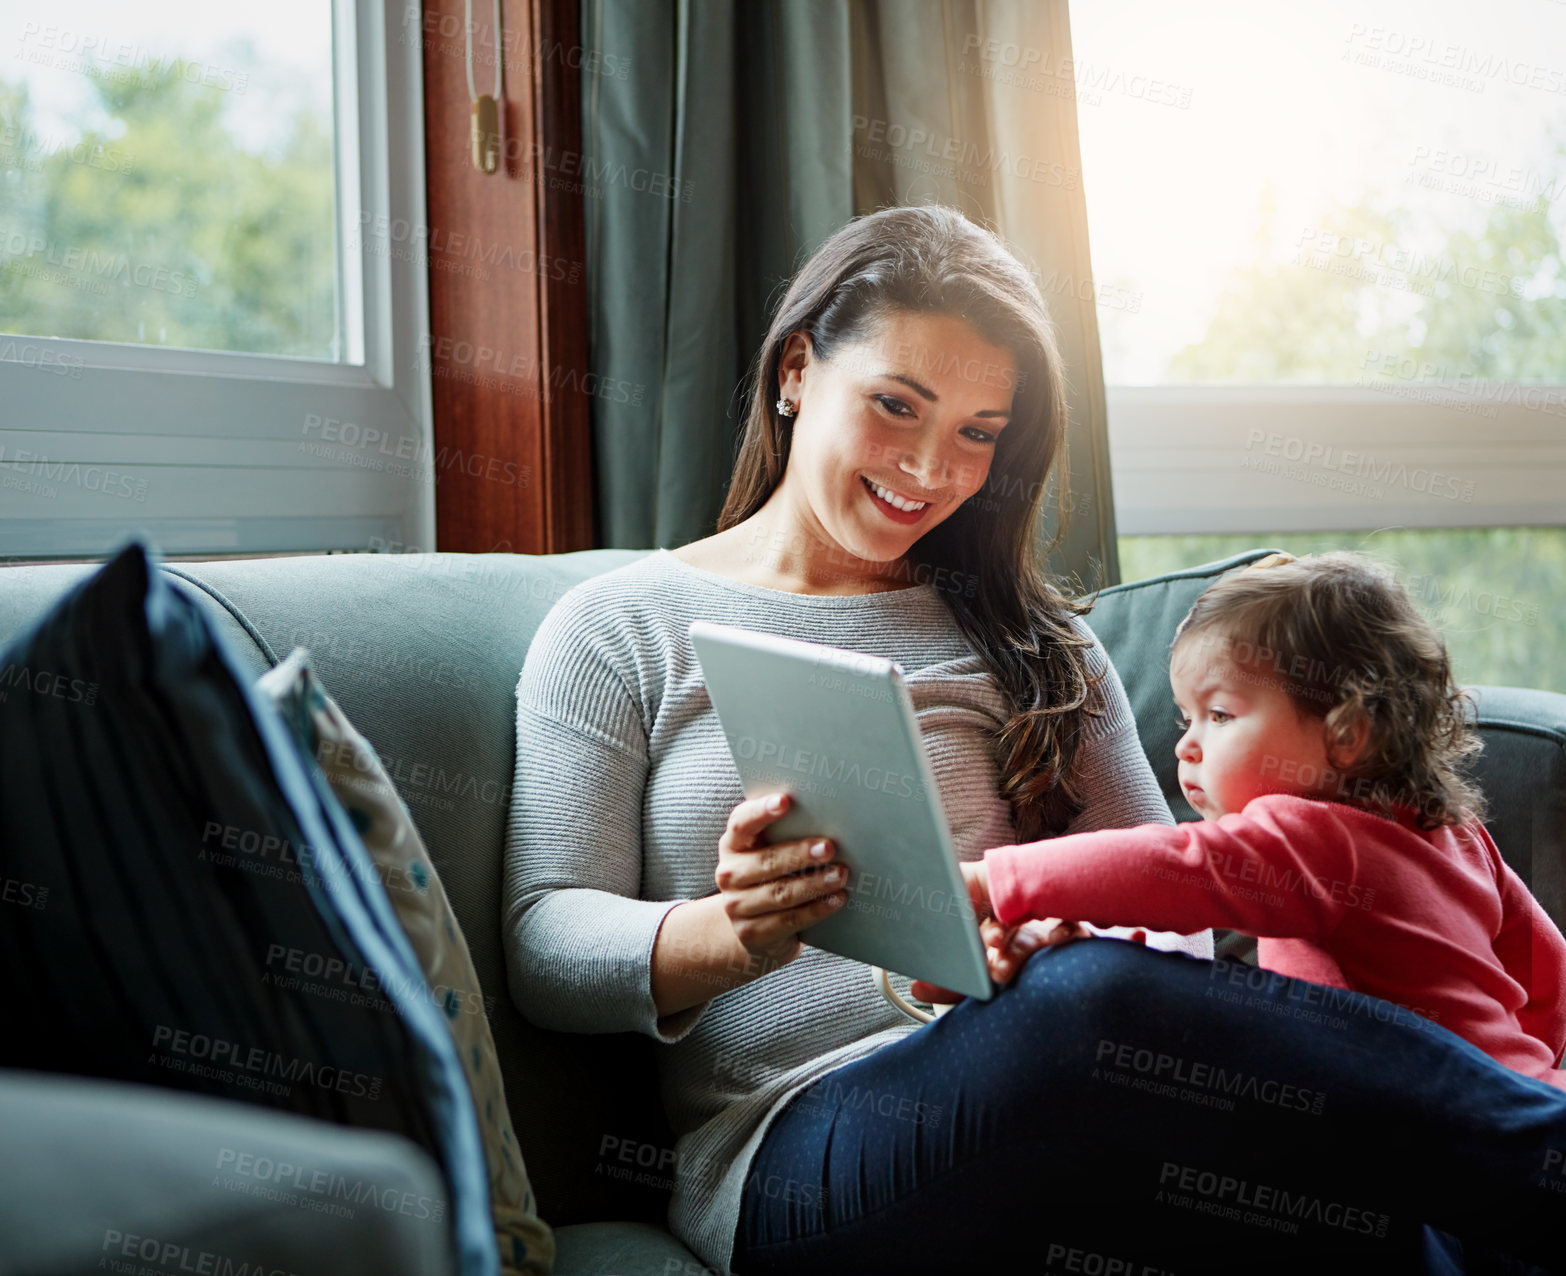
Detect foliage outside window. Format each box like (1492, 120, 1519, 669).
(1, 7, 336, 359)
(1117, 528, 1566, 695)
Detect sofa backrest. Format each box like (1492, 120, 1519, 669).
(3, 544, 1561, 1228)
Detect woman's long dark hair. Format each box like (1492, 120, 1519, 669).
(717, 204, 1106, 840)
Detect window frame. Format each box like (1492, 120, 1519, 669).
(0, 0, 433, 560)
(1106, 384, 1566, 536)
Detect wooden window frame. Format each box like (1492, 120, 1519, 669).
(418, 0, 592, 554)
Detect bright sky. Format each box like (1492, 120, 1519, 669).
(1068, 0, 1566, 381)
(1, 0, 333, 153)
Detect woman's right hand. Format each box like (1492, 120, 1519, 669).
(715, 791, 849, 967)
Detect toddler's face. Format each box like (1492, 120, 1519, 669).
(1169, 631, 1337, 821)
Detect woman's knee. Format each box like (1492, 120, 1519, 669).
(1011, 936, 1170, 1016)
(963, 939, 1180, 1076)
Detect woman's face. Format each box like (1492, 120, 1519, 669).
(769, 310, 1018, 580)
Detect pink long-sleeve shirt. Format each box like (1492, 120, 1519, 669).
(985, 793, 1566, 1090)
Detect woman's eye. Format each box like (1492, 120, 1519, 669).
(961, 426, 999, 445)
(875, 394, 914, 418)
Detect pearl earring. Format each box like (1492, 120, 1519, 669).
(775, 398, 796, 418)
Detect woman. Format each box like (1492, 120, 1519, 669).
(502, 205, 1566, 1275)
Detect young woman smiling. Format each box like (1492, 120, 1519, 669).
(502, 205, 1566, 1275)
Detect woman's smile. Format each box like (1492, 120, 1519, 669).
(859, 474, 932, 524)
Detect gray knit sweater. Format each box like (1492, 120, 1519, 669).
(502, 549, 1210, 1274)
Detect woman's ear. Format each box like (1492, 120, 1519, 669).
(778, 331, 812, 404)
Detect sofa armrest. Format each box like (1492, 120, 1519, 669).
(1467, 686, 1566, 937)
(0, 1069, 458, 1276)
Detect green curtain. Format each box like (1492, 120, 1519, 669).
(580, 0, 1120, 589)
(580, 0, 854, 550)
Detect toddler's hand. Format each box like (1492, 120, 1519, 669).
(959, 859, 1090, 980)
(986, 917, 1092, 983)
(909, 863, 1093, 1003)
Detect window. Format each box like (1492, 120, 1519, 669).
(1119, 528, 1566, 693)
(3, 4, 341, 359)
(1070, 0, 1566, 538)
(0, 2, 431, 560)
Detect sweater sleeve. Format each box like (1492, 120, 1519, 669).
(501, 596, 707, 1044)
(985, 794, 1364, 942)
(1491, 842, 1566, 1067)
(1054, 618, 1212, 960)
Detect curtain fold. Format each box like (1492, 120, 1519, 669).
(581, 0, 1119, 589)
(581, 0, 853, 550)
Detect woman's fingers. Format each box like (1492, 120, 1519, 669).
(716, 837, 835, 892)
(716, 791, 836, 892)
(727, 889, 845, 957)
(909, 979, 964, 1005)
(715, 791, 850, 960)
(723, 791, 795, 848)
(723, 862, 847, 920)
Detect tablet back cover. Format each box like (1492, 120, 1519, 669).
(689, 620, 992, 1000)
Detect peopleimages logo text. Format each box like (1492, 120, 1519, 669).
(1159, 1161, 1391, 1237)
(733, 736, 928, 803)
(150, 1025, 382, 1100)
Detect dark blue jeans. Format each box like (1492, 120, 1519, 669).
(733, 941, 1566, 1276)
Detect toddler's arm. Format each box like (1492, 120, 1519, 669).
(1050, 615, 1211, 960)
(984, 793, 1362, 942)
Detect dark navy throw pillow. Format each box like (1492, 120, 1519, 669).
(0, 538, 496, 1276)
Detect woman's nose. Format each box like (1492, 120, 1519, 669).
(898, 450, 950, 492)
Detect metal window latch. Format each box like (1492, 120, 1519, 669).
(465, 0, 504, 175)
(471, 94, 500, 174)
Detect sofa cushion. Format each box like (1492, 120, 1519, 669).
(0, 539, 496, 1276)
(0, 1068, 457, 1276)
(259, 647, 556, 1276)
(552, 1221, 706, 1276)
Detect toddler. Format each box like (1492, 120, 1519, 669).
(967, 551, 1566, 1090)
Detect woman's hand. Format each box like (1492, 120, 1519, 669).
(714, 791, 849, 968)
(909, 859, 1090, 1004)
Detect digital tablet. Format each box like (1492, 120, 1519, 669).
(687, 619, 993, 1001)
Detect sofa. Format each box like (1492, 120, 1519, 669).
(2, 544, 1562, 1275)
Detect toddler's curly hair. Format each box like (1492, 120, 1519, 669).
(1171, 550, 1486, 830)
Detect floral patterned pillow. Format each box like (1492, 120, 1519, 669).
(259, 648, 554, 1276)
